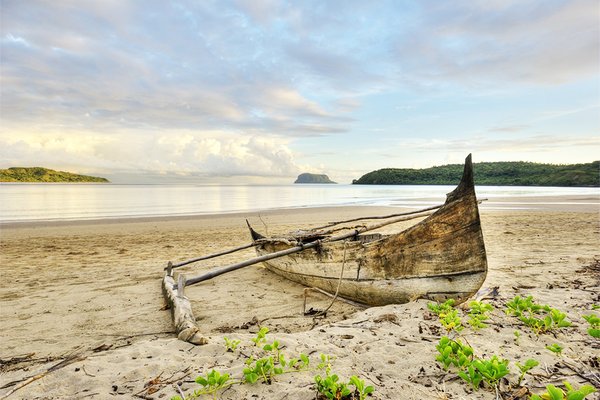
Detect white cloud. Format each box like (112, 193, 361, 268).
(1, 1, 597, 180)
(392, 1, 599, 85)
(0, 130, 301, 180)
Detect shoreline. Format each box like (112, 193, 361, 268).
(1, 194, 598, 228)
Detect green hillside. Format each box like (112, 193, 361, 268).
(352, 161, 599, 187)
(0, 167, 109, 183)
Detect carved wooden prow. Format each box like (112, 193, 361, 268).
(446, 154, 475, 203)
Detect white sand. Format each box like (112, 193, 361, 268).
(0, 201, 598, 399)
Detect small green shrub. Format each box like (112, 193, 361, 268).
(223, 337, 240, 352)
(516, 359, 539, 386)
(251, 327, 269, 346)
(546, 343, 563, 356)
(505, 296, 571, 334)
(582, 314, 600, 338)
(472, 356, 510, 388)
(348, 376, 375, 400)
(314, 373, 374, 400)
(466, 301, 494, 330)
(435, 336, 473, 370)
(530, 381, 596, 400)
(314, 373, 351, 399)
(171, 369, 233, 399)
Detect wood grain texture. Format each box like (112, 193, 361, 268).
(253, 154, 488, 306)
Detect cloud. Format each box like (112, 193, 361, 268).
(1, 1, 597, 179)
(387, 134, 600, 157)
(1, 1, 353, 140)
(392, 0, 599, 86)
(0, 130, 301, 179)
(487, 125, 530, 133)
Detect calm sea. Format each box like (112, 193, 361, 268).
(0, 183, 597, 223)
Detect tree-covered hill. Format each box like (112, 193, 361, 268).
(0, 167, 109, 183)
(352, 161, 599, 187)
(294, 173, 336, 184)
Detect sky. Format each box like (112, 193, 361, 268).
(1, 0, 599, 184)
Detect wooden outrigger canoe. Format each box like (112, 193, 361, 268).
(163, 154, 487, 343)
(247, 154, 487, 306)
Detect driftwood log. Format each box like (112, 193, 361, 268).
(162, 267, 207, 345)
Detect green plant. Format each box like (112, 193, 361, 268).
(514, 330, 521, 344)
(428, 299, 465, 332)
(243, 356, 282, 384)
(223, 337, 240, 352)
(457, 364, 483, 390)
(317, 353, 333, 373)
(171, 369, 233, 400)
(173, 327, 316, 399)
(348, 376, 374, 400)
(314, 373, 351, 399)
(530, 381, 596, 400)
(473, 356, 510, 388)
(314, 373, 374, 400)
(251, 327, 269, 347)
(506, 296, 571, 334)
(516, 359, 539, 386)
(506, 295, 549, 317)
(263, 338, 281, 361)
(582, 314, 600, 338)
(278, 352, 310, 372)
(467, 300, 494, 330)
(439, 308, 464, 332)
(428, 299, 456, 316)
(435, 336, 473, 370)
(546, 343, 563, 356)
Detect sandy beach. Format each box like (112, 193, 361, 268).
(1, 198, 599, 399)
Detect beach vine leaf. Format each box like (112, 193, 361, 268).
(251, 327, 269, 347)
(435, 336, 473, 370)
(530, 381, 596, 400)
(349, 376, 375, 400)
(546, 343, 563, 356)
(223, 337, 240, 352)
(428, 300, 463, 332)
(582, 314, 600, 338)
(516, 358, 539, 386)
(467, 300, 494, 330)
(472, 356, 510, 388)
(506, 295, 571, 334)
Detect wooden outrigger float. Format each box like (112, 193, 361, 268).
(163, 154, 487, 344)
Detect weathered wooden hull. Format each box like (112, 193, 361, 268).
(252, 155, 487, 306)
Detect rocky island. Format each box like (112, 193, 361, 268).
(294, 173, 336, 184)
(0, 167, 109, 183)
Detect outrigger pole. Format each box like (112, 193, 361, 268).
(166, 203, 452, 271)
(167, 242, 258, 270)
(163, 207, 439, 344)
(177, 207, 438, 289)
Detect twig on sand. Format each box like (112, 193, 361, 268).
(97, 330, 175, 339)
(134, 368, 192, 398)
(81, 365, 96, 377)
(175, 383, 186, 399)
(0, 353, 86, 399)
(0, 353, 35, 366)
(561, 360, 600, 388)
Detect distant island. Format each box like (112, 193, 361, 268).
(352, 161, 599, 187)
(294, 173, 337, 184)
(0, 167, 109, 183)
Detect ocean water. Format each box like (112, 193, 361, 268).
(0, 183, 597, 223)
